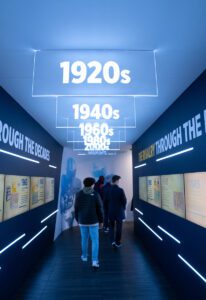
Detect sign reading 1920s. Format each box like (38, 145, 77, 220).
(32, 50, 158, 96)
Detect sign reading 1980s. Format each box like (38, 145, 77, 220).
(32, 50, 157, 96)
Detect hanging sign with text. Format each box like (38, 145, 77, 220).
(32, 50, 157, 97)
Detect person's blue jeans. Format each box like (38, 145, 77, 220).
(79, 225, 99, 262)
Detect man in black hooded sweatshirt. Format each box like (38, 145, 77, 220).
(105, 175, 127, 248)
(75, 177, 103, 268)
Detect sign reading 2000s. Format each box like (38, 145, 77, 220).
(32, 50, 157, 97)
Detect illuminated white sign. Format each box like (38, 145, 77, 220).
(72, 104, 120, 120)
(60, 61, 131, 85)
(79, 122, 113, 151)
(32, 50, 158, 96)
(56, 97, 136, 128)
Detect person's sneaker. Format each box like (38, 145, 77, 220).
(112, 242, 116, 248)
(92, 261, 99, 268)
(81, 255, 88, 262)
(115, 243, 122, 248)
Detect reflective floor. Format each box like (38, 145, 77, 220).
(14, 222, 177, 300)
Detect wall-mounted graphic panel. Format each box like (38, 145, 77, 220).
(139, 176, 147, 201)
(4, 176, 30, 220)
(147, 176, 161, 207)
(0, 174, 4, 222)
(161, 174, 185, 218)
(185, 172, 206, 227)
(30, 177, 45, 209)
(45, 177, 55, 203)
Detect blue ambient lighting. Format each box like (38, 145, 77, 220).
(156, 147, 194, 162)
(138, 218, 163, 241)
(135, 208, 143, 215)
(0, 234, 26, 254)
(41, 210, 59, 223)
(157, 226, 180, 244)
(134, 163, 146, 169)
(0, 149, 40, 164)
(22, 226, 47, 249)
(49, 164, 57, 169)
(178, 254, 206, 283)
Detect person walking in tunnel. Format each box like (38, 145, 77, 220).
(106, 175, 127, 248)
(102, 175, 112, 233)
(74, 177, 103, 269)
(94, 175, 105, 201)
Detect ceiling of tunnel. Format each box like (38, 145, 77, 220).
(0, 0, 206, 153)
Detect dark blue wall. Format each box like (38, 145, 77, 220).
(132, 71, 206, 298)
(0, 88, 63, 298)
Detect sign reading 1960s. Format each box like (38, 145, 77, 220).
(32, 50, 157, 96)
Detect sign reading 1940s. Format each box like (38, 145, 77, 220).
(32, 50, 157, 97)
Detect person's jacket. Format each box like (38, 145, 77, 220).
(103, 183, 112, 210)
(94, 181, 104, 200)
(74, 187, 103, 225)
(105, 184, 127, 221)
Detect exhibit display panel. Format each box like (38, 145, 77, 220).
(147, 176, 161, 207)
(30, 177, 45, 209)
(4, 176, 30, 220)
(161, 174, 185, 218)
(0, 174, 4, 222)
(185, 172, 206, 227)
(45, 177, 55, 203)
(139, 176, 147, 201)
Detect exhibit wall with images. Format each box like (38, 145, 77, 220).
(55, 147, 133, 239)
(0, 88, 63, 298)
(133, 71, 206, 297)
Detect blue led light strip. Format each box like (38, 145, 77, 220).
(157, 226, 181, 244)
(0, 234, 26, 254)
(178, 254, 206, 283)
(138, 218, 163, 241)
(22, 226, 47, 249)
(41, 209, 59, 223)
(134, 163, 146, 169)
(156, 147, 194, 162)
(135, 208, 143, 215)
(0, 149, 40, 164)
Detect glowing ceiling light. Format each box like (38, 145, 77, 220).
(134, 163, 146, 169)
(135, 208, 143, 215)
(0, 149, 40, 164)
(22, 226, 47, 249)
(138, 218, 163, 241)
(0, 234, 26, 254)
(157, 226, 180, 244)
(178, 254, 206, 283)
(41, 210, 58, 223)
(49, 164, 57, 169)
(156, 147, 194, 162)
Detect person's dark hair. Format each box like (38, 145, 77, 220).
(83, 177, 96, 187)
(112, 175, 121, 183)
(98, 176, 104, 184)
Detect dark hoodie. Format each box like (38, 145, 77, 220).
(74, 187, 103, 225)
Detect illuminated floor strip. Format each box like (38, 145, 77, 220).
(138, 218, 163, 241)
(178, 254, 206, 283)
(134, 163, 146, 169)
(135, 208, 143, 215)
(22, 226, 47, 249)
(49, 164, 57, 169)
(0, 234, 26, 254)
(0, 149, 40, 164)
(156, 147, 194, 162)
(41, 209, 59, 223)
(157, 226, 181, 244)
